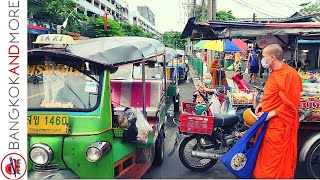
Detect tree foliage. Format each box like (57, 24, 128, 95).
(85, 17, 125, 37)
(163, 31, 186, 50)
(299, 1, 320, 13)
(28, 0, 87, 33)
(194, 4, 237, 22)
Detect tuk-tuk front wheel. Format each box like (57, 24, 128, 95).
(305, 140, 320, 179)
(153, 129, 165, 165)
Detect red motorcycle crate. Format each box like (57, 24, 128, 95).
(180, 102, 214, 135)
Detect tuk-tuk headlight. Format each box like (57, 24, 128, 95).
(29, 143, 53, 165)
(85, 141, 112, 162)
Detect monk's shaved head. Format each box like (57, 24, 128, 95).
(263, 44, 283, 60)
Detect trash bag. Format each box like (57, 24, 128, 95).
(219, 112, 269, 179)
(123, 118, 138, 142)
(227, 64, 234, 71)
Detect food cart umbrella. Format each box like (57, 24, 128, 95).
(196, 39, 247, 52)
(194, 40, 208, 49)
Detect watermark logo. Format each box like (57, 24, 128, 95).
(1, 153, 27, 180)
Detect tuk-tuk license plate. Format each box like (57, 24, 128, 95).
(27, 114, 70, 135)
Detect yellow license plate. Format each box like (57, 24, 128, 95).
(27, 114, 70, 135)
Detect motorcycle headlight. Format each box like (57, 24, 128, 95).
(85, 142, 112, 162)
(29, 143, 53, 165)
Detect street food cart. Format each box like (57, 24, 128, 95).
(181, 18, 320, 178)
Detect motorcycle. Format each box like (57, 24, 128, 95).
(169, 93, 247, 172)
(169, 73, 265, 172)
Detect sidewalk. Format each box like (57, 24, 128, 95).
(189, 66, 266, 89)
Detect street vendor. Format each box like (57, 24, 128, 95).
(194, 73, 217, 103)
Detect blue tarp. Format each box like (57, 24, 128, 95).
(298, 40, 320, 44)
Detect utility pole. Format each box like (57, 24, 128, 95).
(201, 0, 206, 22)
(253, 13, 256, 22)
(193, 0, 197, 17)
(187, 0, 191, 55)
(212, 0, 216, 21)
(207, 0, 216, 73)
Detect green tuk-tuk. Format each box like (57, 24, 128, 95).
(27, 34, 169, 179)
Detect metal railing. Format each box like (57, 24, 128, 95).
(188, 56, 203, 81)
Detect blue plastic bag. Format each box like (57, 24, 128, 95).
(219, 112, 269, 179)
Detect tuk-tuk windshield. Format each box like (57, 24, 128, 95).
(28, 58, 102, 110)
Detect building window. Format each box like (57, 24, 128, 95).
(94, 0, 99, 7)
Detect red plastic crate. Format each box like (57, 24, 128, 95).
(180, 102, 214, 135)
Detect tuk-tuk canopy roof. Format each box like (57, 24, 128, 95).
(176, 50, 186, 56)
(165, 47, 178, 62)
(181, 17, 320, 40)
(29, 36, 166, 67)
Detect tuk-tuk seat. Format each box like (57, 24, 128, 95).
(111, 80, 163, 117)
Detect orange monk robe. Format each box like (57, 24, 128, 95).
(209, 60, 227, 86)
(253, 63, 303, 178)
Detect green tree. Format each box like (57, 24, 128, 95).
(194, 5, 237, 22)
(163, 31, 186, 50)
(299, 1, 320, 12)
(217, 10, 237, 21)
(85, 17, 125, 37)
(28, 0, 87, 33)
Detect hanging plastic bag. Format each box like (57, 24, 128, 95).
(209, 95, 221, 114)
(244, 67, 249, 74)
(133, 108, 153, 144)
(219, 112, 269, 179)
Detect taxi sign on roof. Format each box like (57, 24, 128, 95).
(33, 34, 76, 45)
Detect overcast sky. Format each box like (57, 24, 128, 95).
(129, 0, 318, 33)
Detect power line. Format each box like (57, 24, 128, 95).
(232, 0, 279, 18)
(237, 0, 285, 17)
(264, 0, 297, 12)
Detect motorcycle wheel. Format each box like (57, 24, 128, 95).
(179, 135, 219, 172)
(305, 140, 320, 179)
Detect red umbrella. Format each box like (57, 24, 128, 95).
(231, 39, 248, 51)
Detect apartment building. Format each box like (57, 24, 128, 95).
(76, 0, 129, 22)
(130, 6, 161, 37)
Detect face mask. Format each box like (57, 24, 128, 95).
(204, 79, 212, 84)
(261, 58, 269, 69)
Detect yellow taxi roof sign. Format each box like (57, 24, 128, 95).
(33, 34, 76, 45)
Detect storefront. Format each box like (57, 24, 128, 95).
(298, 40, 320, 71)
(27, 24, 49, 49)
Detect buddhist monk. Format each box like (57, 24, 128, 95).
(254, 44, 302, 178)
(209, 56, 227, 86)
